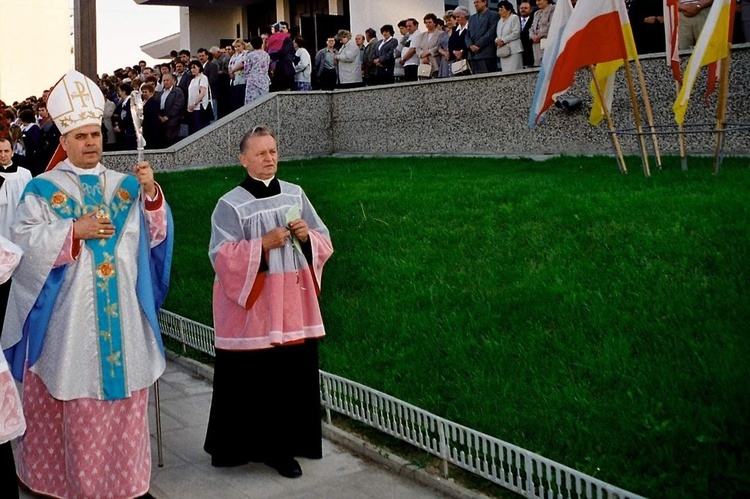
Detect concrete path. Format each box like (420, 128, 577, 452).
(20, 356, 485, 498)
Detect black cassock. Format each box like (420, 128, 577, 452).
(203, 176, 323, 467)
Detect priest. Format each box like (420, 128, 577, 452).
(204, 125, 333, 479)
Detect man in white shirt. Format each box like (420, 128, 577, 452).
(399, 18, 423, 82)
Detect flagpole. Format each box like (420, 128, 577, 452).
(713, 53, 731, 174)
(633, 58, 662, 169)
(589, 65, 628, 174)
(674, 81, 688, 170)
(622, 60, 651, 177)
(665, 0, 687, 169)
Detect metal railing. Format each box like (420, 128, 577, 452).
(158, 309, 646, 499)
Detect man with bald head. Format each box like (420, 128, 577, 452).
(159, 72, 186, 146)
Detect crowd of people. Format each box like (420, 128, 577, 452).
(1, 0, 747, 168)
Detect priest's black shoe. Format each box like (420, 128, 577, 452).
(264, 457, 303, 478)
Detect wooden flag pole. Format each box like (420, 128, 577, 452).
(633, 58, 662, 169)
(713, 54, 731, 174)
(622, 60, 651, 177)
(675, 81, 688, 170)
(589, 65, 628, 174)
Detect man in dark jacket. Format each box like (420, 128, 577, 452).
(198, 48, 219, 122)
(519, 1, 536, 68)
(465, 0, 501, 74)
(313, 37, 338, 90)
(157, 73, 185, 147)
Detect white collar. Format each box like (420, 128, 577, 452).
(60, 158, 106, 175)
(250, 175, 274, 187)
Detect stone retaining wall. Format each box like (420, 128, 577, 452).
(104, 45, 750, 172)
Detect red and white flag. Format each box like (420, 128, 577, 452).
(529, 0, 634, 126)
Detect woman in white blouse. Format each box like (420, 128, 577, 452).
(495, 0, 524, 72)
(228, 39, 249, 112)
(187, 60, 211, 134)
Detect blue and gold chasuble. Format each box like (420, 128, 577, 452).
(3, 169, 173, 401)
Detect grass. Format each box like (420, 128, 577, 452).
(156, 155, 750, 498)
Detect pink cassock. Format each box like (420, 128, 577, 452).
(209, 181, 334, 351)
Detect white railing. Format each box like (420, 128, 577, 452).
(158, 310, 646, 499)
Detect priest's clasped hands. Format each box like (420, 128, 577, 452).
(262, 219, 309, 251)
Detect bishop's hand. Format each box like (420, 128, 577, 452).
(74, 210, 115, 240)
(134, 161, 157, 199)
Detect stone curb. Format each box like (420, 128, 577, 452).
(321, 424, 492, 499)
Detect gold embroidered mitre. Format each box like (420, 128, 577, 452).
(46, 70, 104, 135)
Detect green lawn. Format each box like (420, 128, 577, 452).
(157, 156, 750, 498)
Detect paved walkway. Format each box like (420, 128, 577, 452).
(22, 355, 482, 499)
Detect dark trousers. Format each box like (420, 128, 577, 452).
(0, 442, 18, 499)
(229, 84, 246, 113)
(375, 65, 395, 85)
(188, 110, 209, 135)
(317, 68, 337, 90)
(403, 65, 418, 82)
(337, 82, 364, 90)
(204, 340, 322, 465)
(469, 58, 497, 74)
(163, 122, 181, 146)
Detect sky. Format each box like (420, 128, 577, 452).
(96, 0, 180, 73)
(1, 0, 176, 103)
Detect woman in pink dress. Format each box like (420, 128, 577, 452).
(244, 36, 272, 105)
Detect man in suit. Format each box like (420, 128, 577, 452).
(518, 1, 536, 68)
(36, 102, 60, 169)
(17, 108, 43, 176)
(158, 73, 185, 147)
(465, 0, 501, 74)
(373, 25, 398, 85)
(198, 48, 219, 122)
(112, 83, 136, 151)
(174, 60, 193, 138)
(175, 60, 193, 100)
(362, 28, 379, 85)
(140, 83, 162, 150)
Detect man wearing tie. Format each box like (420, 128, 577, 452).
(518, 1, 536, 68)
(159, 73, 186, 147)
